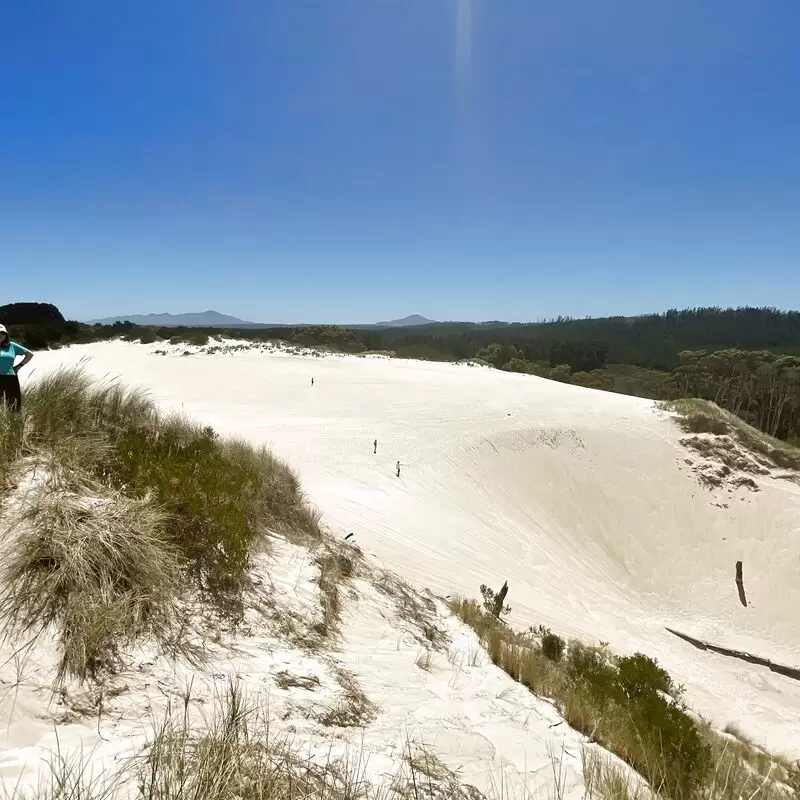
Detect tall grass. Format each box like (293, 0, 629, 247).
(13, 680, 581, 800)
(0, 366, 323, 681)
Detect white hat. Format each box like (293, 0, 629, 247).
(0, 325, 6, 334)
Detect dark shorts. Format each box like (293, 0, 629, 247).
(0, 374, 22, 411)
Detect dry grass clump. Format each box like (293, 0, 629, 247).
(316, 547, 356, 637)
(395, 740, 486, 800)
(665, 399, 800, 471)
(137, 681, 374, 800)
(371, 571, 450, 651)
(0, 405, 25, 500)
(16, 681, 501, 800)
(582, 748, 645, 800)
(701, 725, 799, 800)
(0, 475, 189, 683)
(318, 666, 379, 729)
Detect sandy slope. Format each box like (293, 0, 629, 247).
(20, 340, 800, 756)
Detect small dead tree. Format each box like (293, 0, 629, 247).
(480, 581, 511, 619)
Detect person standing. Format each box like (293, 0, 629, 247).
(0, 325, 33, 411)
(373, 439, 378, 454)
(311, 377, 314, 387)
(396, 460, 401, 478)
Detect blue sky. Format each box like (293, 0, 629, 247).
(2, 1, 799, 323)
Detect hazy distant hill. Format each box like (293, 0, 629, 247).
(89, 311, 438, 329)
(88, 311, 262, 328)
(373, 314, 436, 328)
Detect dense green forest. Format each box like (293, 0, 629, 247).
(2, 303, 798, 444)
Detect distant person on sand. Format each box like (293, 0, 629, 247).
(396, 460, 401, 478)
(374, 439, 378, 454)
(311, 377, 314, 387)
(0, 325, 33, 412)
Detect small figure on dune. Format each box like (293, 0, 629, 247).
(374, 439, 378, 454)
(396, 460, 401, 478)
(311, 377, 314, 387)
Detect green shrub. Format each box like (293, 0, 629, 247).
(541, 630, 565, 662)
(617, 652, 674, 699)
(566, 642, 618, 709)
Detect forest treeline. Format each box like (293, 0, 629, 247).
(2, 303, 798, 444)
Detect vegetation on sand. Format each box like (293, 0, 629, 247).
(449, 591, 798, 800)
(0, 367, 321, 683)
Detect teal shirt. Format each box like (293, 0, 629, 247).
(0, 341, 30, 376)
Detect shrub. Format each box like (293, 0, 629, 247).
(566, 642, 618, 709)
(617, 652, 674, 700)
(541, 630, 565, 662)
(548, 364, 572, 382)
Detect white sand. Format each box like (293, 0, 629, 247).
(2, 339, 798, 790)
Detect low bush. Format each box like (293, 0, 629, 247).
(541, 629, 566, 662)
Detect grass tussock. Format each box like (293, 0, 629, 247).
(316, 547, 356, 637)
(134, 680, 382, 800)
(664, 399, 800, 472)
(703, 725, 800, 800)
(318, 666, 379, 729)
(449, 596, 797, 800)
(370, 570, 450, 651)
(0, 366, 324, 683)
(0, 476, 191, 683)
(582, 748, 645, 800)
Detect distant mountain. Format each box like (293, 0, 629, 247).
(88, 311, 260, 328)
(373, 314, 436, 328)
(88, 311, 439, 329)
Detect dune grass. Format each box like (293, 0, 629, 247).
(0, 366, 324, 682)
(12, 679, 597, 800)
(0, 476, 191, 683)
(449, 596, 797, 800)
(315, 547, 355, 637)
(664, 398, 800, 471)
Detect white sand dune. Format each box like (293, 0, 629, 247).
(5, 339, 799, 781)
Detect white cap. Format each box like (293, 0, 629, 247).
(0, 325, 6, 334)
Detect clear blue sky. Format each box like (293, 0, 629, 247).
(2, 1, 799, 323)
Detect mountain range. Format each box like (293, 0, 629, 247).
(88, 311, 437, 329)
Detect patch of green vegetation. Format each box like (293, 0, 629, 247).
(0, 367, 321, 682)
(605, 363, 671, 399)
